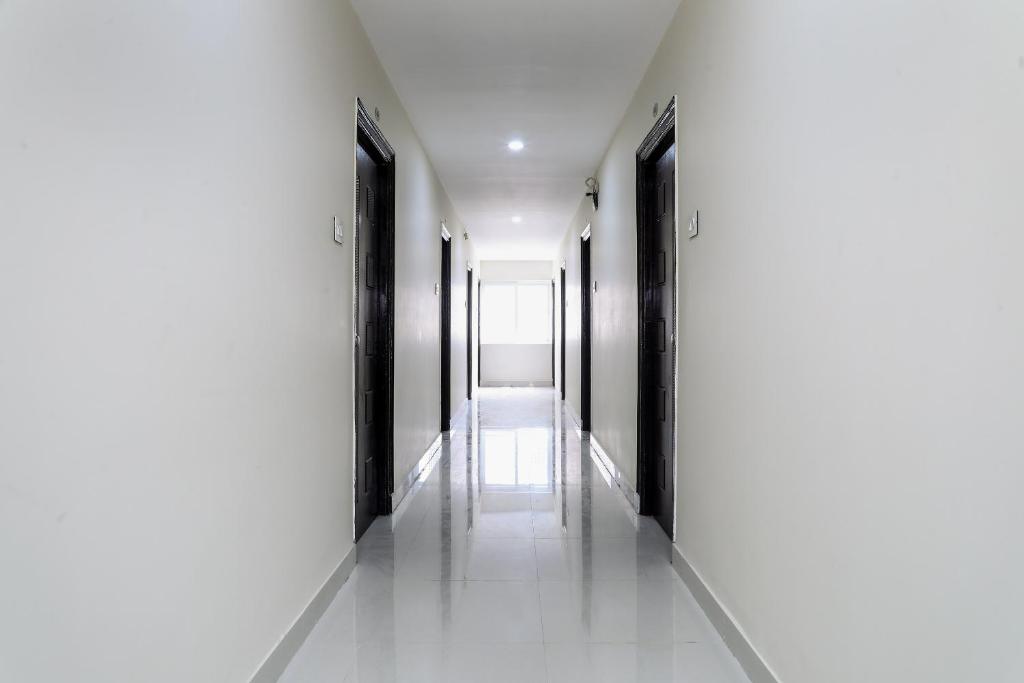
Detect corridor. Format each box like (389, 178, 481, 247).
(5, 1, 1022, 681)
(280, 389, 749, 683)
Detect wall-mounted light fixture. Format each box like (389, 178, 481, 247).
(585, 177, 600, 211)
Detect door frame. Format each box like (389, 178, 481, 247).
(580, 224, 592, 431)
(635, 96, 677, 526)
(440, 225, 452, 431)
(467, 264, 474, 400)
(560, 263, 566, 401)
(550, 279, 555, 386)
(476, 279, 481, 389)
(353, 99, 396, 530)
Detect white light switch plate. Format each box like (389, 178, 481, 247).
(334, 216, 344, 245)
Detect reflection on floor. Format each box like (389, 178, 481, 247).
(281, 388, 750, 683)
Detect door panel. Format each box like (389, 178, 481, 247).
(467, 268, 473, 400)
(477, 281, 481, 389)
(641, 141, 676, 537)
(440, 237, 452, 430)
(551, 280, 555, 385)
(560, 267, 566, 401)
(355, 142, 381, 539)
(581, 237, 592, 431)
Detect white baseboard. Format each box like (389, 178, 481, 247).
(564, 401, 583, 432)
(588, 434, 640, 513)
(391, 434, 443, 513)
(450, 397, 470, 429)
(249, 544, 358, 683)
(560, 401, 641, 516)
(671, 545, 781, 683)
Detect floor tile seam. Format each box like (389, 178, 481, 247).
(381, 576, 688, 586)
(535, 500, 552, 683)
(539, 637, 709, 645)
(352, 637, 548, 646)
(536, 578, 679, 584)
(536, 573, 685, 583)
(531, 534, 546, 640)
(365, 578, 544, 584)
(448, 534, 537, 540)
(348, 638, 553, 647)
(461, 576, 543, 581)
(531, 534, 651, 539)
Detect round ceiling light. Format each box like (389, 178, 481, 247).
(507, 139, 525, 152)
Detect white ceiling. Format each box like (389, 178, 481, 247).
(351, 0, 681, 261)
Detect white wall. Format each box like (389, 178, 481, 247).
(559, 196, 633, 480)
(0, 1, 471, 680)
(479, 260, 554, 387)
(480, 260, 554, 282)
(443, 231, 477, 425)
(480, 344, 552, 386)
(394, 190, 477, 484)
(559, 206, 590, 420)
(560, 1, 1024, 682)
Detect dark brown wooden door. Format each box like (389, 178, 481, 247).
(551, 280, 555, 384)
(440, 236, 451, 430)
(466, 268, 473, 400)
(560, 267, 566, 401)
(477, 280, 481, 389)
(355, 141, 382, 539)
(641, 141, 676, 536)
(581, 236, 592, 431)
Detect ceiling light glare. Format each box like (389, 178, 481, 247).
(507, 139, 525, 152)
(511, 216, 522, 223)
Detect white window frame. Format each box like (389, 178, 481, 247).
(481, 279, 553, 345)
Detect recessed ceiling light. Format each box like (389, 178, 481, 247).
(507, 139, 525, 152)
(511, 216, 522, 223)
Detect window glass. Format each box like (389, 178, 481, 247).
(481, 281, 552, 344)
(481, 283, 517, 343)
(516, 283, 551, 344)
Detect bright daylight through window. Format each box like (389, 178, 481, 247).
(481, 282, 552, 345)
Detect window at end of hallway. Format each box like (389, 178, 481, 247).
(481, 281, 552, 344)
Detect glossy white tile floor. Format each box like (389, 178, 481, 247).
(280, 388, 750, 683)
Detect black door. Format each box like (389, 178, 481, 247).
(477, 280, 481, 389)
(355, 140, 383, 539)
(560, 267, 566, 401)
(551, 280, 555, 385)
(581, 235, 592, 431)
(467, 268, 473, 400)
(440, 236, 452, 431)
(639, 140, 676, 537)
